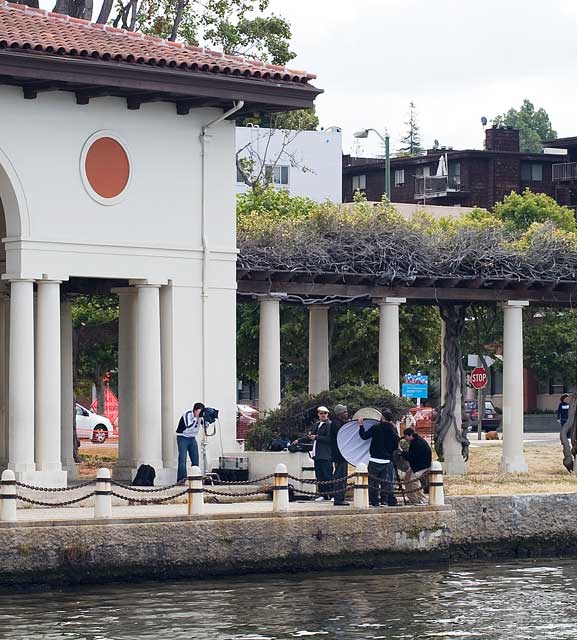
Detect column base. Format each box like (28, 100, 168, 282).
(15, 469, 68, 488)
(63, 462, 79, 481)
(126, 465, 177, 486)
(443, 455, 467, 476)
(500, 456, 528, 474)
(113, 462, 136, 482)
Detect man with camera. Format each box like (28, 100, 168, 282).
(176, 402, 205, 483)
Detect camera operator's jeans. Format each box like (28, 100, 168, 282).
(177, 435, 199, 482)
(367, 461, 397, 506)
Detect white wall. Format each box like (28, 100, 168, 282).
(235, 126, 342, 203)
(0, 86, 239, 468)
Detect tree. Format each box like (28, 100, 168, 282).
(17, 0, 295, 66)
(493, 99, 557, 153)
(397, 101, 423, 157)
(492, 189, 576, 233)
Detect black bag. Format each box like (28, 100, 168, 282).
(288, 442, 313, 453)
(132, 464, 156, 487)
(268, 438, 290, 452)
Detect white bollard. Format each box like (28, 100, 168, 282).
(429, 461, 445, 506)
(0, 469, 17, 522)
(354, 463, 369, 509)
(94, 468, 112, 519)
(188, 466, 205, 515)
(273, 463, 289, 513)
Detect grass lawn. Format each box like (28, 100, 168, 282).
(76, 441, 577, 497)
(445, 442, 577, 496)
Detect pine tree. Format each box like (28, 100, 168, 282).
(398, 101, 423, 156)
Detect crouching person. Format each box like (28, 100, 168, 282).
(401, 427, 432, 505)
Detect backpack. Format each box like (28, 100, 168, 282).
(132, 464, 156, 487)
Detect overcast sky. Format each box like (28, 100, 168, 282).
(39, 0, 577, 156)
(268, 0, 577, 156)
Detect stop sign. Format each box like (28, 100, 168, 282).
(470, 367, 488, 389)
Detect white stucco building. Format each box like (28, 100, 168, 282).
(235, 126, 342, 202)
(0, 0, 320, 485)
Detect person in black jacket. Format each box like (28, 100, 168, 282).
(358, 409, 400, 507)
(311, 406, 333, 501)
(401, 427, 432, 505)
(330, 404, 350, 506)
(557, 394, 570, 429)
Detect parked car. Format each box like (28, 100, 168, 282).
(464, 399, 502, 432)
(75, 403, 115, 444)
(236, 403, 259, 440)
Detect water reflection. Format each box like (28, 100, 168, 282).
(1, 559, 577, 639)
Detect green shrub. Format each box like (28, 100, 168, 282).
(245, 384, 412, 451)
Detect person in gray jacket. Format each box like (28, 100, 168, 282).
(310, 406, 333, 501)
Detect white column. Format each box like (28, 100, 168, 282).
(60, 299, 77, 477)
(258, 297, 281, 413)
(308, 305, 330, 395)
(500, 300, 529, 473)
(8, 279, 35, 477)
(35, 280, 65, 484)
(135, 284, 163, 470)
(114, 288, 137, 480)
(160, 284, 177, 470)
(377, 297, 405, 395)
(0, 294, 8, 468)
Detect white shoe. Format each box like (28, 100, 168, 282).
(314, 496, 325, 502)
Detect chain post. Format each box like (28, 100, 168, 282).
(273, 463, 289, 513)
(94, 468, 112, 518)
(188, 466, 204, 515)
(429, 461, 445, 506)
(354, 463, 369, 509)
(0, 469, 17, 522)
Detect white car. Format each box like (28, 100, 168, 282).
(75, 403, 114, 444)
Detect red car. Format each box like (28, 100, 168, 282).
(236, 403, 259, 440)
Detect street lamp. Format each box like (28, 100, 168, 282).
(354, 128, 391, 201)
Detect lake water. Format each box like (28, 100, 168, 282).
(2, 558, 577, 639)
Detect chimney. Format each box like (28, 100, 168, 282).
(485, 126, 520, 152)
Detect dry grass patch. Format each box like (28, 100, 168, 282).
(445, 442, 577, 496)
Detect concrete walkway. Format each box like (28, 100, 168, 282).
(6, 499, 442, 527)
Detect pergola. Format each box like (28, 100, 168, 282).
(236, 260, 577, 475)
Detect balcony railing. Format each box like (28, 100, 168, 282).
(552, 162, 577, 182)
(414, 175, 461, 200)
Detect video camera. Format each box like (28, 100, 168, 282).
(201, 407, 219, 436)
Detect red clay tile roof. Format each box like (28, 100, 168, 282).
(0, 0, 316, 84)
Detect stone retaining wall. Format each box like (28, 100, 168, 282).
(2, 493, 577, 588)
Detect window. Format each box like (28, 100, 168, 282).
(352, 174, 366, 190)
(521, 162, 543, 182)
(448, 161, 461, 188)
(394, 169, 405, 187)
(415, 165, 431, 178)
(265, 164, 289, 186)
(236, 165, 245, 183)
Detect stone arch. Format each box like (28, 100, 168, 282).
(0, 147, 30, 241)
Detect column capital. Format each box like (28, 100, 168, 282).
(129, 278, 167, 287)
(37, 278, 63, 285)
(112, 287, 138, 296)
(373, 297, 406, 306)
(255, 294, 286, 302)
(306, 304, 330, 311)
(133, 283, 162, 290)
(500, 300, 529, 309)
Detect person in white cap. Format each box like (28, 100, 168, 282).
(310, 406, 333, 501)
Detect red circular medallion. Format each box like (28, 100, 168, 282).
(85, 137, 130, 199)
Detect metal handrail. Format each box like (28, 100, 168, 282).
(552, 162, 577, 182)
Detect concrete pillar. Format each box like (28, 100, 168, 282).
(35, 280, 66, 486)
(60, 299, 77, 478)
(8, 279, 36, 478)
(258, 297, 281, 413)
(114, 288, 137, 480)
(500, 300, 529, 473)
(134, 284, 163, 471)
(160, 284, 177, 470)
(308, 305, 330, 395)
(377, 297, 405, 395)
(0, 294, 8, 469)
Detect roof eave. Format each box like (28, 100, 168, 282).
(0, 50, 322, 112)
